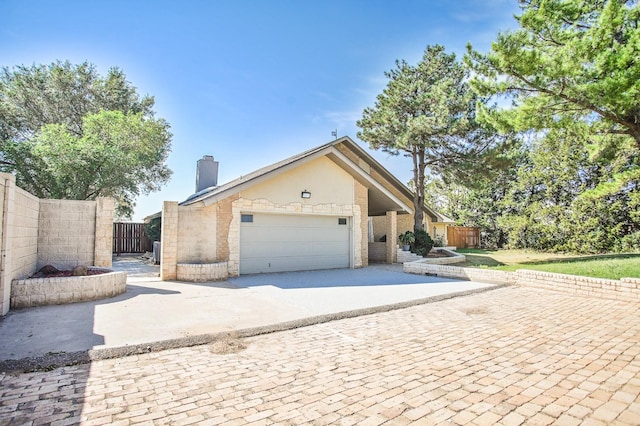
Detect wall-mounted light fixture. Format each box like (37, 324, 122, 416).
(301, 190, 311, 199)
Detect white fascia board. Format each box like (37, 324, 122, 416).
(328, 147, 413, 214)
(200, 148, 332, 207)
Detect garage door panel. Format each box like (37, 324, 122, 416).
(240, 214, 350, 274)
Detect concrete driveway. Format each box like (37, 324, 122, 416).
(0, 256, 495, 364)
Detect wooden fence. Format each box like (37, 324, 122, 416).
(113, 222, 152, 254)
(447, 226, 480, 249)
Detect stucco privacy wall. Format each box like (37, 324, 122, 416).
(0, 172, 114, 315)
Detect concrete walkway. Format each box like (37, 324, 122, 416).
(0, 256, 495, 363)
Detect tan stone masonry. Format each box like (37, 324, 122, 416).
(354, 180, 368, 267)
(0, 173, 114, 315)
(229, 197, 362, 277)
(160, 202, 178, 280)
(404, 262, 640, 303)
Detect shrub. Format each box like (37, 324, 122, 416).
(145, 217, 162, 242)
(432, 234, 445, 247)
(411, 229, 434, 257)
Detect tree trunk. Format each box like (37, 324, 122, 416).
(411, 147, 427, 233)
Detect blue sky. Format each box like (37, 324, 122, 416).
(1, 0, 519, 220)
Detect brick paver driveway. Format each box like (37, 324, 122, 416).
(2, 286, 640, 425)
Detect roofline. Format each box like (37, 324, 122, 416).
(332, 137, 439, 222)
(327, 147, 413, 213)
(180, 135, 444, 222)
(181, 143, 335, 207)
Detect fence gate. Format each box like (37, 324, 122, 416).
(447, 226, 480, 249)
(113, 222, 152, 254)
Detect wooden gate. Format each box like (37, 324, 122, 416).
(447, 226, 480, 249)
(113, 222, 152, 254)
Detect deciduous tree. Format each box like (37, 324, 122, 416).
(0, 61, 172, 217)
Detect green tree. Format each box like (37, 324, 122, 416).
(466, 0, 640, 194)
(357, 45, 510, 232)
(466, 0, 640, 252)
(422, 146, 523, 249)
(0, 61, 172, 217)
(499, 128, 640, 252)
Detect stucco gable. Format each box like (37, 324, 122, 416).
(180, 136, 438, 220)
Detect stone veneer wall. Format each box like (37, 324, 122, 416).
(176, 204, 217, 263)
(11, 270, 127, 308)
(94, 198, 115, 267)
(385, 211, 397, 264)
(354, 181, 368, 267)
(0, 172, 114, 315)
(177, 262, 228, 282)
(38, 199, 96, 270)
(7, 184, 40, 284)
(368, 242, 386, 263)
(216, 195, 237, 265)
(0, 176, 40, 315)
(162, 195, 365, 280)
(160, 201, 179, 280)
(403, 262, 640, 303)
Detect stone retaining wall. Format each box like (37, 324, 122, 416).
(177, 262, 229, 282)
(368, 242, 386, 263)
(11, 270, 127, 309)
(403, 262, 515, 285)
(417, 248, 466, 265)
(517, 269, 640, 302)
(403, 262, 639, 302)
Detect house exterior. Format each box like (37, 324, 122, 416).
(159, 136, 453, 281)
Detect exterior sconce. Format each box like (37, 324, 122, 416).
(301, 190, 311, 199)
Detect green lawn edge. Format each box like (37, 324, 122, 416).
(455, 250, 640, 280)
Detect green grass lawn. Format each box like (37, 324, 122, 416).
(456, 249, 640, 280)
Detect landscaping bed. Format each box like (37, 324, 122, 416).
(11, 267, 127, 309)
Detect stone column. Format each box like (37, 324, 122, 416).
(385, 210, 397, 264)
(355, 181, 368, 267)
(161, 202, 179, 280)
(94, 197, 115, 267)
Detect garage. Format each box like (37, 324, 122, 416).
(240, 213, 350, 274)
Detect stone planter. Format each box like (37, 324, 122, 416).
(11, 268, 127, 309)
(176, 262, 228, 282)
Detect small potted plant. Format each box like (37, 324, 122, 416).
(398, 231, 415, 251)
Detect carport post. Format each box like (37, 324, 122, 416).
(385, 211, 397, 264)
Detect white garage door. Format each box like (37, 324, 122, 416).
(240, 214, 350, 274)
